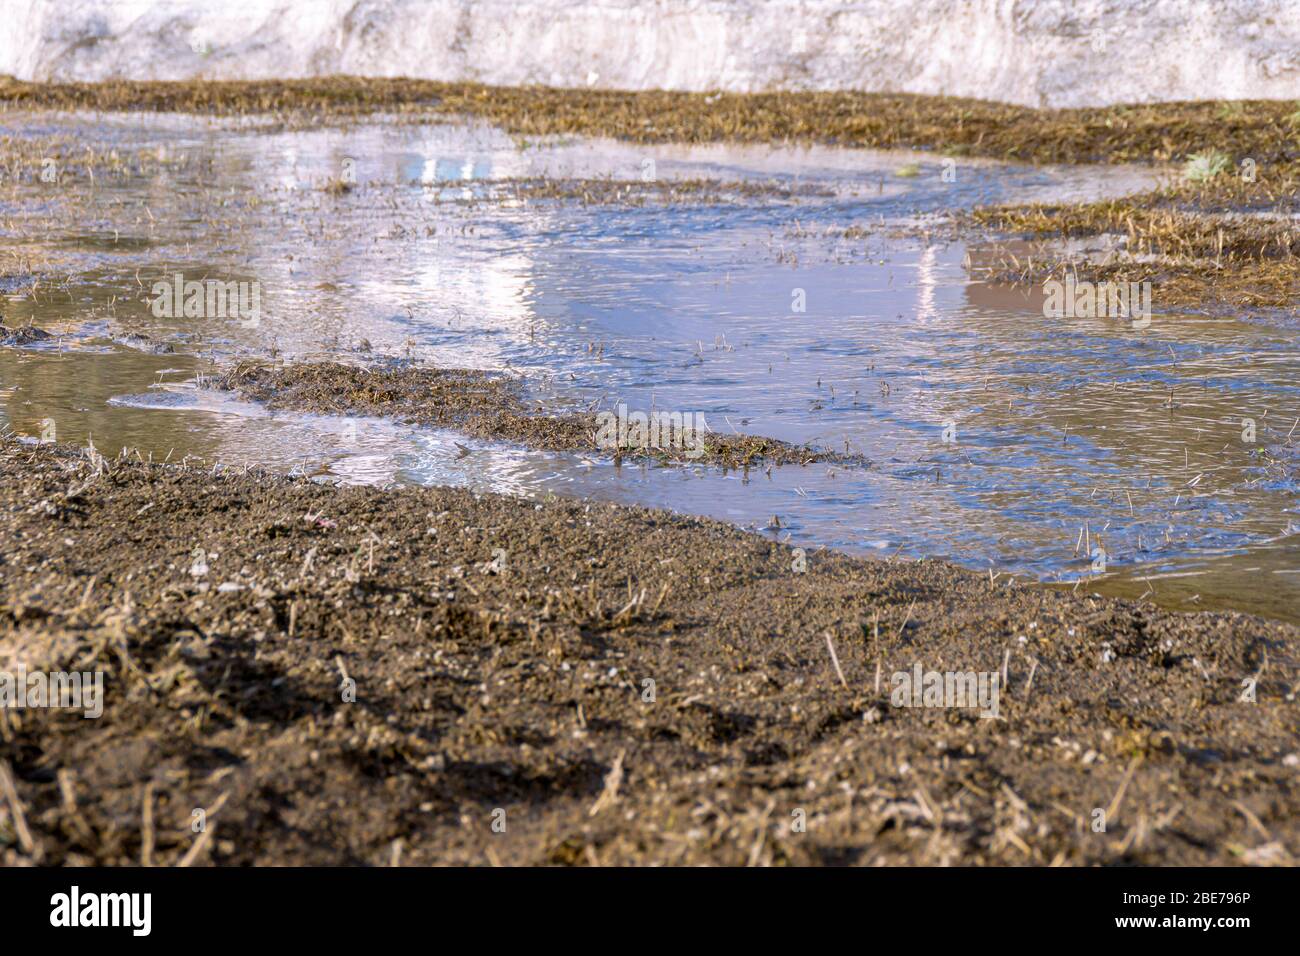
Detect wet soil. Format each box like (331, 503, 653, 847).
(1, 81, 1297, 867)
(0, 319, 53, 346)
(210, 361, 862, 469)
(1, 439, 1296, 866)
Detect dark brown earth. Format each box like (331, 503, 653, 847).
(1, 438, 1296, 866)
(211, 361, 865, 469)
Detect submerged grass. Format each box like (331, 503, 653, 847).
(409, 176, 839, 207)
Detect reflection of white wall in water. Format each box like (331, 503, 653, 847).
(3, 0, 1298, 108)
(915, 245, 939, 326)
(358, 237, 537, 368)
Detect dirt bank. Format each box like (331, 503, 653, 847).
(0, 439, 1296, 866)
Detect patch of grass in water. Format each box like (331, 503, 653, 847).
(968, 155, 1300, 310)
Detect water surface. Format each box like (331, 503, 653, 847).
(2, 112, 1295, 622)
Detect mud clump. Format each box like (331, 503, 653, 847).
(0, 318, 53, 346)
(111, 333, 175, 355)
(211, 361, 856, 469)
(0, 438, 1296, 866)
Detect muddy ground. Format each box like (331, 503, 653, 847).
(210, 361, 864, 469)
(1, 79, 1297, 867)
(0, 438, 1296, 866)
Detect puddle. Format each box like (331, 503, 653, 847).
(1, 112, 1296, 623)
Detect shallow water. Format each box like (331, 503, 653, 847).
(2, 112, 1296, 622)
